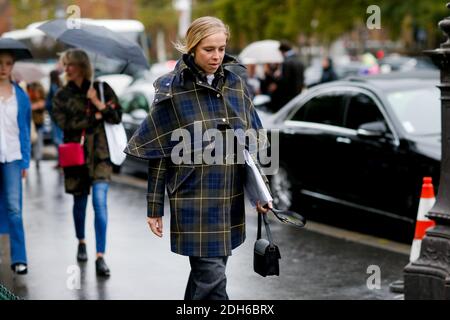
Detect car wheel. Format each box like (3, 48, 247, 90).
(270, 164, 293, 211)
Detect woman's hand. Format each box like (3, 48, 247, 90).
(147, 217, 163, 237)
(31, 100, 45, 110)
(256, 201, 272, 214)
(21, 169, 27, 179)
(87, 87, 99, 102)
(87, 87, 106, 111)
(95, 112, 103, 120)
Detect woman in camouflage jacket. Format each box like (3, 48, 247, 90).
(52, 49, 122, 277)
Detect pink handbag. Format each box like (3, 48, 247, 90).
(58, 130, 86, 167)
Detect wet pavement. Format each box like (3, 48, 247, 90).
(0, 160, 410, 300)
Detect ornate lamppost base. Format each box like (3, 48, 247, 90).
(403, 3, 450, 300)
(404, 225, 450, 299)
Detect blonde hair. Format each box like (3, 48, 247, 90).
(174, 16, 230, 54)
(59, 49, 93, 83)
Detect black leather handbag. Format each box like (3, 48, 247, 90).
(254, 213, 281, 277)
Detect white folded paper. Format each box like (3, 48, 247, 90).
(244, 149, 273, 208)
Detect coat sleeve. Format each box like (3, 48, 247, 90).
(97, 82, 122, 124)
(242, 81, 272, 192)
(147, 158, 167, 217)
(124, 73, 179, 160)
(20, 90, 32, 170)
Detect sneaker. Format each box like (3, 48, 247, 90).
(11, 263, 28, 275)
(77, 243, 88, 262)
(95, 257, 110, 277)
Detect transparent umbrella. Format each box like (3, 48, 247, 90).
(239, 40, 284, 64)
(12, 62, 46, 83)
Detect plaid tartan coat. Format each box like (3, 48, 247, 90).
(125, 54, 267, 257)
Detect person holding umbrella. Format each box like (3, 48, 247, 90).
(51, 48, 122, 277)
(125, 16, 272, 300)
(36, 19, 147, 277)
(0, 39, 32, 275)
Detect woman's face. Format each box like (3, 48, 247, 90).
(0, 53, 14, 82)
(63, 60, 84, 82)
(193, 32, 227, 75)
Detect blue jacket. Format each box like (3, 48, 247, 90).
(13, 82, 31, 169)
(0, 83, 30, 234)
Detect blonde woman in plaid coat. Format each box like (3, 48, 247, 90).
(125, 16, 271, 300)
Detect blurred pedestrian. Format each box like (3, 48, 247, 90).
(27, 81, 46, 169)
(0, 49, 31, 275)
(45, 69, 64, 168)
(51, 49, 122, 277)
(275, 40, 305, 110)
(260, 63, 284, 112)
(125, 16, 272, 300)
(319, 57, 338, 84)
(260, 63, 278, 95)
(244, 60, 261, 97)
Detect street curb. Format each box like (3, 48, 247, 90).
(305, 221, 410, 256)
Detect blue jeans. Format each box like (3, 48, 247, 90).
(52, 121, 63, 146)
(0, 161, 27, 266)
(33, 126, 44, 162)
(73, 182, 109, 254)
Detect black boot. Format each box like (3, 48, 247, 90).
(11, 263, 28, 275)
(96, 257, 110, 277)
(77, 243, 88, 262)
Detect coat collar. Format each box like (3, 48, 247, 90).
(152, 54, 245, 105)
(67, 79, 91, 93)
(174, 53, 242, 87)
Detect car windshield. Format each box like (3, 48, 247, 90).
(387, 86, 441, 136)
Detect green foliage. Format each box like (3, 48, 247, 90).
(9, 0, 450, 52)
(194, 0, 450, 48)
(10, 0, 61, 28)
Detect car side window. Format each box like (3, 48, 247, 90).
(345, 93, 385, 130)
(120, 93, 150, 113)
(130, 94, 150, 113)
(290, 92, 346, 127)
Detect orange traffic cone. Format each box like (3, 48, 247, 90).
(409, 177, 436, 262)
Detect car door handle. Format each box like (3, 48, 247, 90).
(336, 137, 351, 144)
(283, 128, 297, 135)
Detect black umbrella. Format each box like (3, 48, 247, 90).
(37, 19, 149, 71)
(0, 38, 33, 60)
(270, 207, 306, 228)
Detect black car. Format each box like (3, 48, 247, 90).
(263, 71, 441, 242)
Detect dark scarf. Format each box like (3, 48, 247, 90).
(182, 54, 225, 89)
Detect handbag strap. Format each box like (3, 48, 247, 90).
(80, 129, 86, 145)
(80, 82, 101, 145)
(257, 213, 274, 244)
(99, 81, 105, 104)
